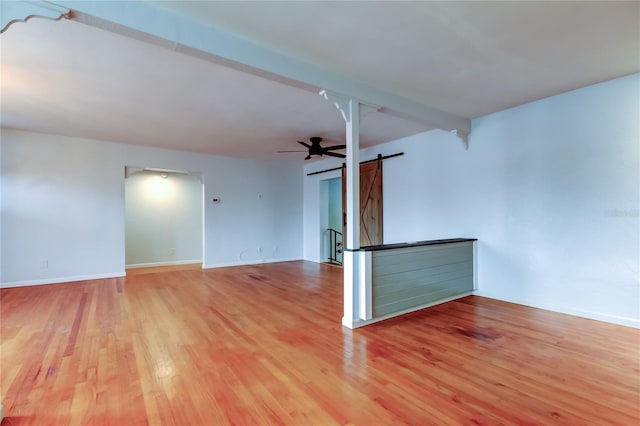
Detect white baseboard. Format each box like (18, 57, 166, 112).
(203, 257, 302, 269)
(473, 291, 640, 329)
(125, 260, 202, 269)
(0, 259, 303, 287)
(1, 272, 126, 289)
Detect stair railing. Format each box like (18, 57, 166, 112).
(327, 228, 343, 266)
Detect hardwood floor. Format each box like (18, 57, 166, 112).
(1, 261, 638, 425)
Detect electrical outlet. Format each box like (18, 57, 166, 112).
(41, 260, 48, 269)
(258, 247, 262, 253)
(273, 245, 278, 252)
(169, 248, 176, 256)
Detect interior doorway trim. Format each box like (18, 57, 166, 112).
(124, 165, 205, 270)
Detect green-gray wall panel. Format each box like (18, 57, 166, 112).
(371, 241, 474, 318)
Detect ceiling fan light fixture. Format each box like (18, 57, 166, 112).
(278, 136, 346, 160)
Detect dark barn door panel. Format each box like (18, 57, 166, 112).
(342, 160, 383, 247)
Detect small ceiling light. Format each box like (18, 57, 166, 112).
(160, 173, 168, 179)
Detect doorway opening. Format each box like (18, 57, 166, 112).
(124, 166, 204, 273)
(320, 176, 343, 265)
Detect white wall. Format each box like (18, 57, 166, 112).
(0, 129, 303, 286)
(125, 171, 203, 267)
(467, 73, 639, 328)
(304, 73, 639, 327)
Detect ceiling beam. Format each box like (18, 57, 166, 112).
(52, 0, 471, 135)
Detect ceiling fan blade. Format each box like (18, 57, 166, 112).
(304, 155, 312, 160)
(323, 151, 346, 158)
(323, 144, 346, 151)
(298, 140, 311, 148)
(277, 150, 307, 153)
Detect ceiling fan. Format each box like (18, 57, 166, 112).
(278, 137, 346, 160)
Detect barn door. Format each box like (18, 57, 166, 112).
(342, 159, 383, 247)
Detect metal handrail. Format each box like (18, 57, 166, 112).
(327, 228, 343, 266)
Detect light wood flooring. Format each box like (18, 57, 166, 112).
(1, 261, 638, 425)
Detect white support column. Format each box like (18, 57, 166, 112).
(343, 98, 362, 327)
(345, 98, 361, 250)
(321, 91, 360, 328)
(321, 90, 378, 328)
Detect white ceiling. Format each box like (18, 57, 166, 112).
(2, 1, 638, 160)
